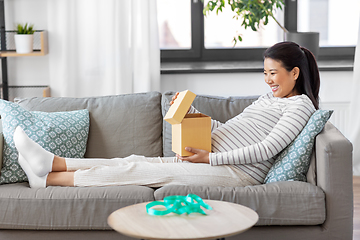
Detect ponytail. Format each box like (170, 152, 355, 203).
(264, 42, 320, 109)
(300, 47, 320, 109)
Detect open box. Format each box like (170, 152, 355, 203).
(164, 90, 211, 156)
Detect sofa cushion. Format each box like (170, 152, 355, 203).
(154, 181, 325, 226)
(0, 183, 155, 230)
(161, 92, 259, 157)
(264, 109, 333, 183)
(16, 92, 163, 158)
(0, 99, 90, 184)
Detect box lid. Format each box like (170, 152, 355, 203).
(164, 90, 196, 125)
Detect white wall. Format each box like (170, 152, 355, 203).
(161, 72, 268, 97)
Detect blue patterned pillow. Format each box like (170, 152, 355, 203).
(0, 99, 90, 184)
(264, 109, 333, 183)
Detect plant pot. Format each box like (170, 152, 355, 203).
(285, 32, 320, 59)
(14, 34, 34, 54)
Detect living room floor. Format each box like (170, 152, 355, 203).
(354, 176, 360, 240)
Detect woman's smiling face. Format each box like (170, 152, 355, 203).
(264, 58, 300, 98)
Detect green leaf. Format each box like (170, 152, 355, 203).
(17, 24, 22, 34)
(264, 15, 269, 25)
(216, 5, 223, 15)
(233, 37, 237, 46)
(250, 24, 257, 31)
(16, 23, 35, 34)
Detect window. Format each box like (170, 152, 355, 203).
(157, 0, 358, 62)
(298, 0, 360, 47)
(157, 0, 191, 49)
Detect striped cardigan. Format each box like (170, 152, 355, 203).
(189, 92, 316, 184)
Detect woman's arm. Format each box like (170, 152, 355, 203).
(209, 100, 315, 166)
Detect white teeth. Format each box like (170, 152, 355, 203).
(271, 86, 278, 89)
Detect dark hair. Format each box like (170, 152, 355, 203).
(263, 41, 320, 109)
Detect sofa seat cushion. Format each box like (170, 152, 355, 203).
(154, 181, 325, 226)
(16, 92, 163, 159)
(0, 183, 155, 230)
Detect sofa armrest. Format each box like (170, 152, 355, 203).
(315, 122, 353, 239)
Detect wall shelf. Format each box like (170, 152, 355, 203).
(0, 30, 48, 57)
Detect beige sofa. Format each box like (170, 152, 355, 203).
(0, 91, 353, 240)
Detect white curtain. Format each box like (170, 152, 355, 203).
(349, 17, 360, 175)
(47, 0, 160, 97)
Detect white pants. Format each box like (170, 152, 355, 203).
(66, 155, 258, 187)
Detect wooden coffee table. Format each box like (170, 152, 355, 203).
(108, 200, 258, 240)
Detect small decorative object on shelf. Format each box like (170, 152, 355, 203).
(14, 23, 35, 54)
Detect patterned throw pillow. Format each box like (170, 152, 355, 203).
(0, 99, 90, 184)
(264, 109, 333, 183)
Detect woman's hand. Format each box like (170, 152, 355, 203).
(170, 92, 179, 105)
(176, 147, 210, 164)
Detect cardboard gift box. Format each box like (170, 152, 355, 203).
(164, 90, 211, 156)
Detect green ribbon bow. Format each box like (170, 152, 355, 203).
(146, 194, 213, 216)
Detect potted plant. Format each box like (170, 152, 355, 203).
(14, 23, 35, 54)
(203, 0, 319, 58)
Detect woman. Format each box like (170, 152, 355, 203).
(14, 41, 320, 188)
